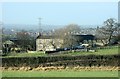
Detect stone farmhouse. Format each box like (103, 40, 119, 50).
(36, 35, 64, 51)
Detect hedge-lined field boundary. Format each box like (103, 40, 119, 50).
(1, 55, 120, 67)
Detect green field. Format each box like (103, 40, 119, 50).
(1, 46, 119, 77)
(2, 70, 119, 77)
(2, 46, 119, 58)
(66, 46, 119, 56)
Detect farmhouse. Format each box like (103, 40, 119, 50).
(36, 34, 95, 51)
(36, 35, 64, 51)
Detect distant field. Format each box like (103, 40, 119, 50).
(2, 70, 119, 77)
(65, 46, 119, 56)
(1, 46, 119, 58)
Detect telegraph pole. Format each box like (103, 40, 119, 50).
(0, 21, 2, 51)
(38, 17, 42, 35)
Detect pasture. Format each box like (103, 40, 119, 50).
(2, 46, 119, 58)
(1, 46, 119, 78)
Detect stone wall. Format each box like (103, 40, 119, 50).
(36, 38, 63, 51)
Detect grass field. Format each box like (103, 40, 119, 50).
(2, 70, 119, 77)
(1, 46, 119, 78)
(65, 46, 119, 56)
(2, 46, 119, 58)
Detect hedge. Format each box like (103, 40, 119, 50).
(1, 55, 120, 67)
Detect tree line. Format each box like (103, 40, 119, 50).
(2, 18, 120, 53)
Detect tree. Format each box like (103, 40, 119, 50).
(96, 18, 119, 45)
(64, 24, 81, 34)
(53, 24, 81, 48)
(62, 35, 81, 48)
(16, 30, 36, 51)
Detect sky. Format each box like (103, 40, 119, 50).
(1, 0, 119, 2)
(1, 2, 118, 26)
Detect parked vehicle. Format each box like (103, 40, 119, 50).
(56, 48, 64, 51)
(64, 48, 71, 51)
(72, 45, 85, 50)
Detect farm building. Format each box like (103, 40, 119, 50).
(36, 34, 95, 51)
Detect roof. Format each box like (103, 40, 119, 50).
(36, 34, 95, 40)
(10, 38, 18, 41)
(72, 35, 95, 40)
(36, 35, 60, 39)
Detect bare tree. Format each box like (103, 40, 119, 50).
(53, 24, 81, 48)
(53, 24, 81, 36)
(64, 24, 81, 34)
(97, 18, 119, 45)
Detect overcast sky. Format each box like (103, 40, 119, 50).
(1, 2, 118, 26)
